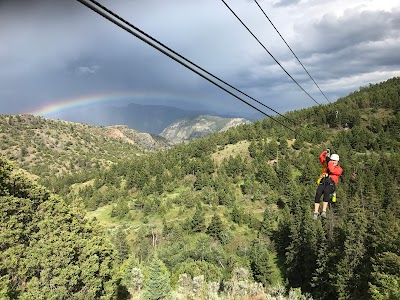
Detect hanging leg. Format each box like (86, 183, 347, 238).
(314, 184, 324, 219)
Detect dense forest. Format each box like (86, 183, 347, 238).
(1, 77, 400, 299)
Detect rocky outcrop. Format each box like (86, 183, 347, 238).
(106, 125, 173, 151)
(160, 115, 250, 144)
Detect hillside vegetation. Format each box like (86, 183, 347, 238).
(0, 159, 118, 299)
(1, 77, 400, 299)
(0, 115, 172, 180)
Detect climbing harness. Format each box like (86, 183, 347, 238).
(316, 173, 334, 187)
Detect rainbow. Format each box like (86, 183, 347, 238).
(26, 92, 189, 117)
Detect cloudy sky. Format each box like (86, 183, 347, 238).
(1, 0, 400, 119)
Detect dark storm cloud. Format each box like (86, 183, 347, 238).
(233, 4, 400, 104)
(296, 9, 400, 55)
(285, 7, 400, 88)
(0, 0, 95, 100)
(1, 0, 400, 117)
(302, 41, 400, 80)
(0, 0, 244, 114)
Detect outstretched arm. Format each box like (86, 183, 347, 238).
(319, 150, 329, 164)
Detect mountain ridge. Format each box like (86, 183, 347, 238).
(0, 113, 249, 178)
(49, 102, 249, 134)
(0, 114, 170, 179)
(160, 115, 251, 143)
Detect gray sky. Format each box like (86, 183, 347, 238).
(1, 0, 400, 118)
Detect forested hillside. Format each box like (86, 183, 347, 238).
(0, 115, 173, 181)
(1, 77, 400, 299)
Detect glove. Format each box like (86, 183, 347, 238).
(326, 148, 331, 154)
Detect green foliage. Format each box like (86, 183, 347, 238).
(220, 154, 247, 178)
(256, 162, 278, 188)
(173, 260, 222, 284)
(0, 115, 145, 182)
(285, 199, 319, 293)
(369, 252, 400, 300)
(191, 203, 206, 233)
(141, 256, 171, 300)
(250, 239, 274, 286)
(110, 198, 130, 219)
(206, 214, 231, 244)
(111, 228, 130, 263)
(0, 158, 118, 299)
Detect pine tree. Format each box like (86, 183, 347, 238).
(0, 158, 117, 299)
(112, 228, 130, 263)
(141, 255, 171, 300)
(256, 162, 278, 188)
(191, 203, 206, 233)
(310, 221, 329, 299)
(332, 194, 368, 299)
(369, 252, 400, 300)
(250, 239, 273, 287)
(259, 206, 277, 238)
(206, 214, 224, 240)
(285, 199, 318, 293)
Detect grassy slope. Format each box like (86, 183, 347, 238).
(0, 114, 144, 179)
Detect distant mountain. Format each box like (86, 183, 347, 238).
(160, 115, 251, 143)
(47, 102, 262, 135)
(54, 103, 219, 134)
(109, 103, 208, 134)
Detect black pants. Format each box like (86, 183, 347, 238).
(315, 180, 335, 203)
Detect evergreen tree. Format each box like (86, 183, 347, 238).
(206, 214, 224, 239)
(193, 172, 213, 190)
(0, 158, 118, 299)
(250, 239, 273, 287)
(285, 199, 318, 293)
(259, 206, 277, 238)
(369, 252, 400, 300)
(310, 221, 329, 299)
(191, 203, 206, 233)
(264, 141, 278, 161)
(112, 228, 130, 263)
(241, 173, 257, 196)
(110, 198, 129, 219)
(332, 194, 368, 299)
(206, 214, 228, 243)
(141, 256, 171, 300)
(278, 138, 288, 155)
(256, 162, 278, 188)
(248, 139, 258, 158)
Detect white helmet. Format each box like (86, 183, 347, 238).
(330, 154, 339, 161)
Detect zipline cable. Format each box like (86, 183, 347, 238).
(253, 0, 331, 104)
(83, 0, 299, 127)
(220, 0, 322, 106)
(76, 0, 306, 138)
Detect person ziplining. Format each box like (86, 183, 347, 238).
(313, 148, 343, 220)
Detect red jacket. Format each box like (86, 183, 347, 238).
(319, 150, 343, 184)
